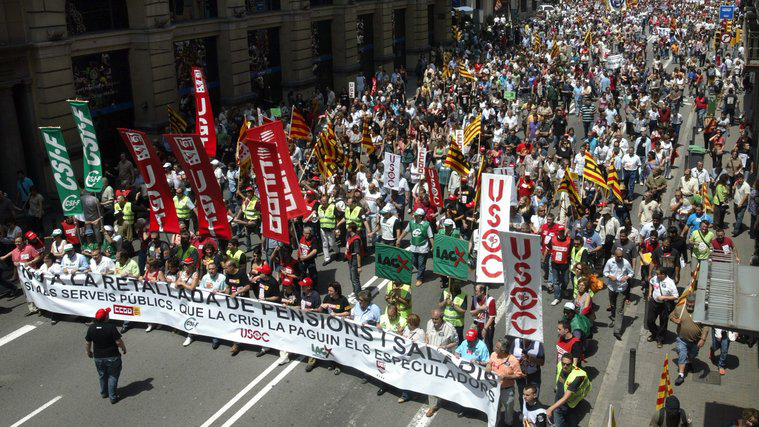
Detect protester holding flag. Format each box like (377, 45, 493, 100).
(396, 208, 434, 287)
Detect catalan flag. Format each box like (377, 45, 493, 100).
(463, 115, 482, 146)
(655, 354, 674, 410)
(236, 120, 251, 180)
(458, 63, 475, 81)
(557, 168, 585, 215)
(583, 152, 608, 189)
(533, 34, 542, 52)
(168, 105, 188, 133)
(361, 114, 375, 155)
(701, 183, 713, 213)
(442, 65, 452, 81)
(606, 160, 624, 203)
(583, 29, 593, 46)
(289, 107, 312, 141)
(550, 37, 560, 59)
(444, 141, 470, 177)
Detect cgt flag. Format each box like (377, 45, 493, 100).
(118, 129, 180, 233)
(375, 244, 414, 284)
(68, 100, 103, 192)
(39, 127, 83, 216)
(433, 235, 469, 281)
(248, 139, 290, 244)
(424, 167, 444, 209)
(500, 231, 543, 342)
(191, 67, 217, 158)
(164, 134, 231, 239)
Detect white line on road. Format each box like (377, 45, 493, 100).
(220, 357, 304, 427)
(0, 325, 36, 348)
(9, 395, 62, 427)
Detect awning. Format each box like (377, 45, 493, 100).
(453, 6, 475, 13)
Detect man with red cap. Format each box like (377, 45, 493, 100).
(299, 277, 323, 372)
(85, 307, 127, 404)
(453, 328, 491, 417)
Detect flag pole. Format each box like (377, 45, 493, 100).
(298, 145, 317, 183)
(288, 107, 294, 141)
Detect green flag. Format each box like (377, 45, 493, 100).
(432, 234, 469, 281)
(68, 100, 103, 192)
(40, 127, 83, 216)
(505, 90, 516, 101)
(270, 107, 282, 118)
(375, 244, 413, 284)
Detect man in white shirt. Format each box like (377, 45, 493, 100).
(621, 147, 642, 200)
(732, 175, 751, 236)
(89, 248, 115, 274)
(647, 268, 679, 346)
(679, 167, 699, 198)
(691, 161, 711, 187)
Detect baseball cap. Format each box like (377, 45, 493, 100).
(257, 264, 272, 275)
(245, 186, 254, 192)
(563, 302, 576, 311)
(299, 277, 313, 287)
(182, 257, 195, 265)
(461, 177, 468, 182)
(25, 231, 37, 240)
(381, 205, 392, 214)
(103, 225, 114, 232)
(465, 329, 478, 342)
(211, 159, 220, 165)
(525, 171, 531, 177)
(600, 206, 612, 215)
(95, 307, 111, 321)
(444, 218, 455, 227)
(52, 229, 63, 236)
(448, 194, 457, 201)
(63, 243, 74, 252)
(163, 162, 171, 168)
(556, 225, 566, 232)
(466, 202, 474, 209)
(306, 190, 315, 196)
(282, 277, 294, 287)
(414, 208, 425, 216)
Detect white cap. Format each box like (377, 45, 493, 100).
(381, 206, 392, 214)
(103, 225, 114, 232)
(163, 162, 171, 168)
(414, 208, 425, 216)
(444, 218, 455, 227)
(63, 243, 74, 252)
(563, 302, 576, 311)
(52, 229, 63, 236)
(211, 159, 220, 165)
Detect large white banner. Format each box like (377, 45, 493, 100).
(605, 54, 624, 70)
(18, 267, 499, 424)
(384, 152, 402, 190)
(500, 231, 544, 343)
(475, 174, 513, 283)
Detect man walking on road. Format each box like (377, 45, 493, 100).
(86, 308, 127, 404)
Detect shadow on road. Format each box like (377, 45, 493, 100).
(120, 377, 155, 399)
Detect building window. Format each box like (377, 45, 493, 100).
(66, 0, 129, 35)
(357, 14, 374, 83)
(309, 0, 333, 6)
(170, 0, 218, 23)
(246, 0, 280, 14)
(392, 9, 406, 69)
(174, 37, 220, 121)
(427, 4, 434, 46)
(311, 20, 334, 92)
(249, 28, 282, 103)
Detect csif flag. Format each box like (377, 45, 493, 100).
(68, 100, 103, 192)
(118, 129, 180, 233)
(39, 127, 83, 216)
(247, 139, 290, 244)
(164, 134, 232, 239)
(191, 67, 217, 158)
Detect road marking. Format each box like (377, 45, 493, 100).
(220, 357, 304, 427)
(0, 325, 36, 348)
(348, 276, 389, 304)
(199, 361, 281, 427)
(9, 395, 62, 427)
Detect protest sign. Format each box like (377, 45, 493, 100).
(433, 235, 469, 281)
(375, 244, 413, 284)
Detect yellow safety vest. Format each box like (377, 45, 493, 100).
(318, 204, 336, 229)
(555, 362, 591, 408)
(226, 249, 243, 265)
(174, 196, 191, 219)
(442, 289, 467, 327)
(570, 246, 586, 270)
(115, 202, 134, 224)
(345, 206, 363, 229)
(243, 198, 260, 221)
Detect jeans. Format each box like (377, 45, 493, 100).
(320, 228, 337, 261)
(412, 252, 428, 282)
(711, 333, 730, 369)
(553, 405, 572, 427)
(676, 336, 699, 366)
(624, 170, 638, 199)
(583, 121, 592, 138)
(552, 264, 569, 300)
(608, 288, 626, 335)
(696, 109, 705, 130)
(348, 257, 361, 295)
(496, 386, 516, 427)
(95, 356, 122, 401)
(734, 204, 746, 234)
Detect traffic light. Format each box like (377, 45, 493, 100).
(715, 30, 722, 50)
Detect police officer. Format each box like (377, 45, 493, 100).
(85, 307, 127, 404)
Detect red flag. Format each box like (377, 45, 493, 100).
(371, 77, 378, 96)
(425, 167, 444, 209)
(247, 139, 290, 244)
(246, 121, 307, 219)
(164, 134, 232, 239)
(191, 67, 217, 158)
(118, 129, 180, 233)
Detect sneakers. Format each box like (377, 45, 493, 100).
(183, 336, 193, 347)
(230, 344, 240, 356)
(305, 363, 316, 372)
(425, 407, 439, 417)
(334, 367, 341, 375)
(256, 348, 267, 357)
(276, 356, 289, 366)
(145, 324, 154, 333)
(212, 341, 220, 350)
(674, 374, 685, 386)
(415, 280, 423, 287)
(398, 396, 409, 403)
(551, 299, 561, 306)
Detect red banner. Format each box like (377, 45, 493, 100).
(425, 167, 444, 209)
(247, 139, 290, 244)
(245, 121, 307, 219)
(191, 67, 217, 158)
(164, 134, 231, 240)
(118, 129, 180, 234)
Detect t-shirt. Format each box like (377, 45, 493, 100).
(300, 290, 321, 311)
(85, 322, 122, 358)
(488, 353, 523, 388)
(710, 237, 734, 255)
(670, 304, 704, 342)
(522, 401, 548, 427)
(322, 295, 351, 315)
(225, 270, 250, 296)
(652, 247, 680, 279)
(11, 245, 38, 264)
(455, 340, 490, 364)
(199, 273, 227, 292)
(256, 276, 280, 300)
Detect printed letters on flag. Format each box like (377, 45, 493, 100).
(118, 129, 180, 233)
(475, 174, 513, 283)
(248, 139, 290, 244)
(39, 127, 83, 216)
(463, 115, 482, 146)
(375, 244, 414, 284)
(191, 67, 217, 158)
(68, 100, 103, 192)
(164, 134, 231, 239)
(246, 121, 307, 219)
(424, 167, 444, 209)
(384, 153, 402, 190)
(415, 142, 427, 178)
(583, 152, 607, 189)
(444, 141, 471, 177)
(433, 235, 469, 281)
(500, 231, 543, 342)
(168, 105, 188, 133)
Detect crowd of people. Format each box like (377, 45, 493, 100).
(3, 0, 759, 425)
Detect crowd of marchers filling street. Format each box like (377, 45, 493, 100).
(3, 0, 759, 426)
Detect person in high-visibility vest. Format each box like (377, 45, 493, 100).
(113, 195, 134, 241)
(546, 353, 591, 424)
(337, 197, 372, 249)
(233, 187, 261, 250)
(318, 194, 338, 264)
(385, 280, 412, 319)
(439, 280, 467, 342)
(173, 186, 195, 230)
(225, 238, 247, 275)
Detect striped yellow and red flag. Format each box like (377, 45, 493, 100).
(463, 115, 482, 146)
(607, 160, 624, 203)
(655, 354, 674, 410)
(458, 63, 475, 81)
(583, 152, 608, 189)
(444, 141, 470, 177)
(236, 120, 252, 179)
(289, 107, 312, 141)
(701, 183, 713, 213)
(361, 114, 375, 155)
(557, 168, 585, 215)
(583, 29, 593, 46)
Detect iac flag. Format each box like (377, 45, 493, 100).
(68, 100, 103, 192)
(432, 235, 469, 281)
(118, 129, 180, 233)
(39, 127, 83, 216)
(375, 244, 414, 284)
(247, 139, 290, 244)
(246, 121, 307, 219)
(164, 134, 231, 239)
(191, 67, 217, 158)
